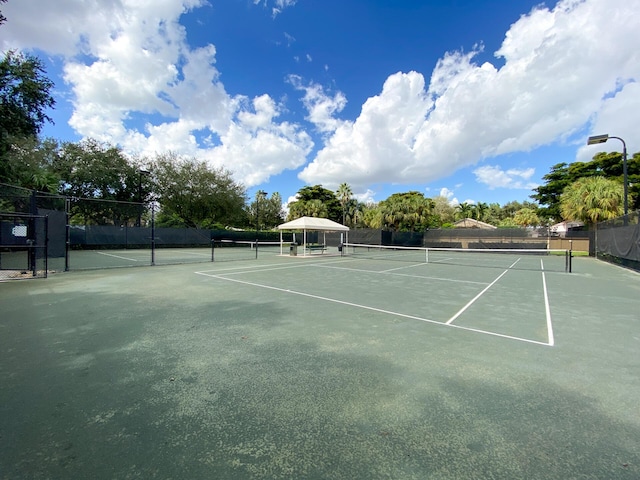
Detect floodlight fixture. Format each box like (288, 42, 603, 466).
(587, 134, 609, 145)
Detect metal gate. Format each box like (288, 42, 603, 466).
(0, 213, 49, 280)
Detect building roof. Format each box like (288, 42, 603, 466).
(452, 218, 498, 229)
(277, 216, 349, 231)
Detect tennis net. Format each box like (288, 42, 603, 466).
(342, 243, 572, 272)
(212, 240, 283, 261)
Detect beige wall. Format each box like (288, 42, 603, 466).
(426, 236, 590, 252)
(549, 238, 589, 252)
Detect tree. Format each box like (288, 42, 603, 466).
(336, 182, 352, 225)
(455, 202, 473, 220)
(364, 191, 433, 231)
(347, 200, 365, 227)
(430, 195, 456, 226)
(1, 136, 61, 192)
(560, 176, 624, 226)
(287, 185, 341, 222)
(484, 203, 503, 225)
(248, 192, 285, 230)
(0, 50, 55, 154)
(513, 208, 540, 228)
(57, 139, 145, 225)
(532, 153, 640, 220)
(152, 153, 246, 229)
(472, 202, 488, 222)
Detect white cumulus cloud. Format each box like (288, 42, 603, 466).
(2, 0, 312, 188)
(474, 165, 539, 190)
(298, 0, 640, 188)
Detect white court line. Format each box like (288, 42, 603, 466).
(429, 257, 454, 264)
(195, 270, 552, 347)
(196, 257, 349, 275)
(380, 263, 425, 273)
(445, 258, 521, 325)
(541, 259, 555, 346)
(314, 263, 488, 285)
(96, 251, 139, 261)
(200, 260, 488, 286)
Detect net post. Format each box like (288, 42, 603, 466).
(211, 238, 215, 262)
(425, 247, 429, 264)
(569, 240, 573, 273)
(255, 239, 259, 259)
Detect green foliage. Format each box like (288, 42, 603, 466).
(498, 217, 519, 228)
(364, 191, 434, 232)
(513, 207, 541, 227)
(57, 139, 139, 199)
(560, 176, 623, 226)
(0, 136, 61, 192)
(430, 196, 456, 226)
(247, 191, 285, 230)
(455, 202, 473, 220)
(532, 152, 640, 220)
(0, 50, 55, 154)
(57, 139, 146, 225)
(287, 185, 342, 222)
(152, 153, 246, 229)
(336, 182, 352, 224)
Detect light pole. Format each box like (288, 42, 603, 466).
(137, 169, 150, 227)
(587, 134, 628, 223)
(256, 190, 267, 235)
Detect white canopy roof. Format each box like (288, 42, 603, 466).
(278, 216, 349, 231)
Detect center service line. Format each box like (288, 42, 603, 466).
(445, 258, 521, 325)
(541, 259, 555, 346)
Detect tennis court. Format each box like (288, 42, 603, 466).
(1, 249, 638, 479)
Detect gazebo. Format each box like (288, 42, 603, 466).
(277, 216, 349, 256)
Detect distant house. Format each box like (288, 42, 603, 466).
(550, 220, 584, 236)
(453, 218, 498, 229)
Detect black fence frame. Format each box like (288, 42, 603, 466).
(0, 212, 49, 279)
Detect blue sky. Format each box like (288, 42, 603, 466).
(2, 0, 639, 209)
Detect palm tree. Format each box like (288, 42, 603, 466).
(560, 176, 624, 226)
(336, 183, 352, 225)
(306, 199, 328, 218)
(513, 207, 540, 228)
(455, 202, 473, 220)
(473, 202, 488, 222)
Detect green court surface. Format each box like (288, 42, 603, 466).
(1, 252, 639, 479)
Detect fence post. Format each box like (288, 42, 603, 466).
(151, 205, 156, 266)
(29, 190, 37, 276)
(44, 215, 49, 278)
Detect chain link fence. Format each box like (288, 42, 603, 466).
(595, 211, 640, 272)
